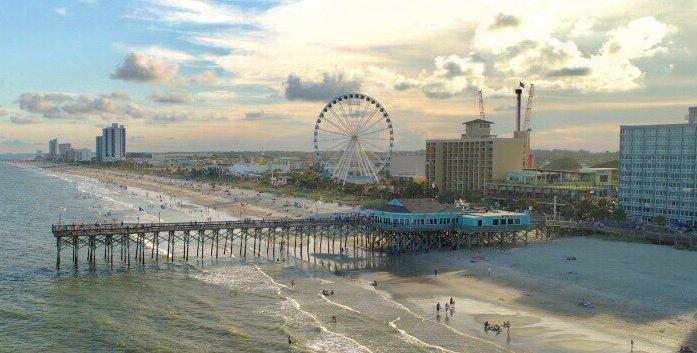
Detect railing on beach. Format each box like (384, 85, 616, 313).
(545, 219, 696, 249)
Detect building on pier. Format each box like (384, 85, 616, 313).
(366, 198, 530, 231)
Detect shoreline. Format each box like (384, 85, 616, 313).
(26, 162, 696, 352)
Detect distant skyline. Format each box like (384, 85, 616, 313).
(1, 0, 696, 153)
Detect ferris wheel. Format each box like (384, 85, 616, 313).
(313, 93, 394, 184)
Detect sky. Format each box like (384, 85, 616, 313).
(1, 0, 696, 153)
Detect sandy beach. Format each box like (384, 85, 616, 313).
(37, 163, 697, 352)
(45, 164, 357, 220)
(357, 237, 697, 352)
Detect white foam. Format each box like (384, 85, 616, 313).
(388, 317, 460, 353)
(319, 294, 361, 314)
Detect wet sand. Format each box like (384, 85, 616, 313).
(356, 239, 697, 352)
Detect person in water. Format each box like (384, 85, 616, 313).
(287, 335, 293, 344)
(449, 297, 455, 305)
(436, 302, 441, 312)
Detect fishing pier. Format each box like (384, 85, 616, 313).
(52, 216, 545, 270)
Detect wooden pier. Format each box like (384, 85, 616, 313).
(52, 218, 546, 270)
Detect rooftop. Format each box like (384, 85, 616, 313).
(374, 198, 460, 214)
(463, 119, 494, 125)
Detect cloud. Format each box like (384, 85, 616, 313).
(146, 112, 229, 125)
(395, 55, 486, 99)
(493, 105, 516, 111)
(189, 70, 218, 85)
(284, 72, 362, 101)
(488, 13, 519, 30)
(106, 91, 130, 100)
(0, 138, 41, 147)
(17, 92, 144, 120)
(131, 0, 248, 25)
(111, 53, 179, 82)
(9, 116, 40, 124)
(243, 111, 286, 121)
(600, 16, 677, 59)
(547, 66, 592, 77)
(116, 44, 197, 62)
(146, 113, 189, 124)
(196, 90, 237, 101)
(150, 91, 192, 104)
(54, 7, 68, 16)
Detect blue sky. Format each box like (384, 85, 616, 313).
(1, 0, 696, 153)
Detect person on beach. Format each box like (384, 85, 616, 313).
(449, 297, 454, 305)
(331, 315, 337, 323)
(287, 335, 293, 344)
(436, 302, 441, 312)
(434, 269, 438, 276)
(630, 339, 633, 352)
(445, 303, 450, 312)
(484, 321, 489, 330)
(290, 280, 294, 287)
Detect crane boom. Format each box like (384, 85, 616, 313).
(523, 83, 534, 130)
(478, 90, 485, 120)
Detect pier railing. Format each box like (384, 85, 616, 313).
(545, 219, 696, 249)
(51, 218, 547, 270)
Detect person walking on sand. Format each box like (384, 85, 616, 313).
(630, 339, 634, 352)
(436, 302, 441, 312)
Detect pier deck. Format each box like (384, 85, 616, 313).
(52, 218, 545, 270)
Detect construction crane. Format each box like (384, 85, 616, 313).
(477, 90, 486, 120)
(523, 83, 534, 131)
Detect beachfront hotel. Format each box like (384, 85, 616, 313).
(426, 119, 526, 192)
(96, 123, 126, 163)
(619, 107, 697, 227)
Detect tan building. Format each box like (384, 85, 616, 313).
(426, 119, 526, 191)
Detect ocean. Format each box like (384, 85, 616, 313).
(0, 163, 516, 353)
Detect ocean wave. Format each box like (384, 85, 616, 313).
(388, 317, 460, 353)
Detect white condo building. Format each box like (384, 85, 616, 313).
(619, 107, 697, 227)
(96, 123, 126, 162)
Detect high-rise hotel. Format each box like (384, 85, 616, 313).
(618, 107, 697, 226)
(96, 123, 126, 162)
(426, 119, 527, 191)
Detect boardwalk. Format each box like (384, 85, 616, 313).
(52, 217, 544, 270)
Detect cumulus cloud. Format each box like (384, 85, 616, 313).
(111, 53, 179, 82)
(150, 91, 191, 104)
(390, 14, 677, 96)
(10, 116, 40, 124)
(547, 66, 592, 77)
(284, 72, 361, 101)
(488, 13, 519, 30)
(393, 55, 486, 99)
(17, 92, 144, 120)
